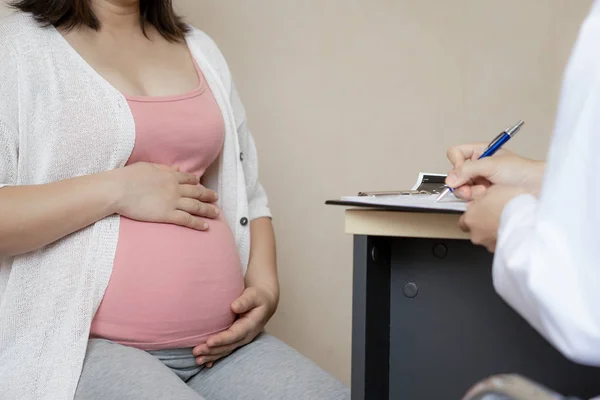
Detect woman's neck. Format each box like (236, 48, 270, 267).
(90, 0, 141, 34)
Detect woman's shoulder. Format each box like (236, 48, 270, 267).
(185, 26, 221, 56)
(0, 12, 52, 61)
(185, 26, 232, 84)
(0, 12, 45, 41)
(0, 13, 31, 77)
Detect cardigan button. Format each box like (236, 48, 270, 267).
(240, 217, 249, 226)
(240, 152, 244, 162)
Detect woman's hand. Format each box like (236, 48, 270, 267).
(110, 162, 219, 230)
(192, 219, 279, 367)
(458, 185, 528, 252)
(446, 143, 545, 201)
(192, 286, 278, 367)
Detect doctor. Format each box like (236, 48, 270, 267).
(445, 1, 600, 399)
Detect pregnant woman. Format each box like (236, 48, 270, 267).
(0, 1, 349, 399)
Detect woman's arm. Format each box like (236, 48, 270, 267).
(0, 39, 124, 257)
(230, 80, 278, 302)
(0, 164, 219, 258)
(0, 173, 119, 257)
(245, 217, 279, 307)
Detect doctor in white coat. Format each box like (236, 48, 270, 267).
(445, 1, 600, 399)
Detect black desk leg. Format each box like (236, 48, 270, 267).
(352, 235, 391, 400)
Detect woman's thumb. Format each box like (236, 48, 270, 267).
(232, 289, 259, 314)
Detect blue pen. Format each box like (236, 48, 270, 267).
(436, 120, 525, 202)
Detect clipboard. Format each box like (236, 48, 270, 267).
(356, 190, 431, 197)
(325, 173, 466, 214)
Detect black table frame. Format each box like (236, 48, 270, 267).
(351, 234, 600, 400)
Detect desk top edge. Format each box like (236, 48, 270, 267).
(343, 208, 469, 239)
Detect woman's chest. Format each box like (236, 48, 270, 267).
(60, 29, 200, 98)
(125, 89, 225, 177)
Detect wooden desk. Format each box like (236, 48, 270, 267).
(345, 209, 600, 400)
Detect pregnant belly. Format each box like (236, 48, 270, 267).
(90, 215, 244, 351)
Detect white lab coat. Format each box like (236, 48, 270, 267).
(494, 0, 600, 371)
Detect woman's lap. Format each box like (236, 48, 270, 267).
(76, 334, 349, 400)
(75, 339, 203, 400)
(188, 333, 350, 400)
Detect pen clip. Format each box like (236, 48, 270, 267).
(485, 131, 505, 151)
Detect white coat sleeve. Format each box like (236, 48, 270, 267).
(493, 9, 600, 366)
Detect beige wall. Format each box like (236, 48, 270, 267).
(1, 0, 593, 385)
(0, 3, 9, 18)
(179, 0, 592, 385)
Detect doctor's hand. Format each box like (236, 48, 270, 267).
(459, 185, 528, 252)
(446, 143, 545, 201)
(192, 286, 277, 368)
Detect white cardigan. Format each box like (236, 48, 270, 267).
(0, 12, 271, 400)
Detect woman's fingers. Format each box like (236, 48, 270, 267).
(166, 210, 208, 231)
(199, 188, 218, 203)
(176, 198, 219, 219)
(179, 184, 218, 203)
(197, 342, 242, 357)
(174, 171, 199, 185)
(196, 351, 233, 367)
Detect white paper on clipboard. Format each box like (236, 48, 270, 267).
(340, 172, 467, 212)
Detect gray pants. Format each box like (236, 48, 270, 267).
(75, 333, 350, 400)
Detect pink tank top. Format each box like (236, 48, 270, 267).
(90, 62, 244, 350)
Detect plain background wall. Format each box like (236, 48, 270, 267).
(0, 0, 594, 385)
